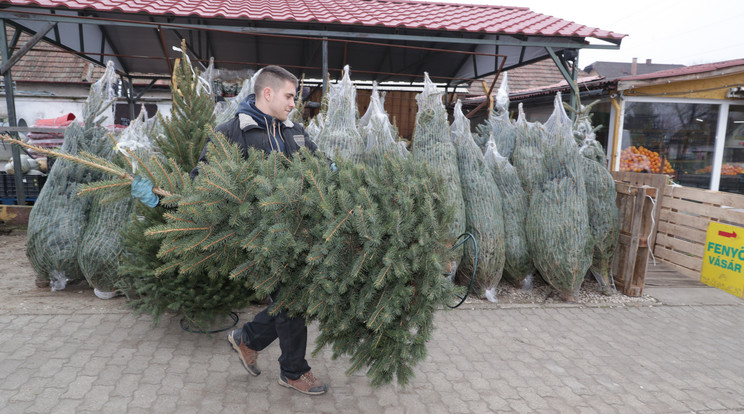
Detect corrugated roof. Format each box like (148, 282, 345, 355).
(618, 58, 744, 81)
(583, 61, 685, 81)
(5, 0, 626, 40)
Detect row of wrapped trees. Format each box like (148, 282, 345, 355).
(8, 50, 620, 385)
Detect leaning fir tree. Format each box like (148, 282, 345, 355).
(116, 43, 255, 328)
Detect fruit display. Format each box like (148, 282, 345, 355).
(695, 163, 744, 175)
(619, 146, 674, 174)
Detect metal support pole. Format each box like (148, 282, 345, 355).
(321, 37, 328, 97)
(568, 54, 579, 121)
(127, 76, 135, 122)
(1, 18, 25, 204)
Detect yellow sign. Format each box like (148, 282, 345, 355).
(701, 222, 744, 298)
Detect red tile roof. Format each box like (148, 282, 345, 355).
(468, 59, 591, 96)
(3, 27, 106, 84)
(5, 0, 626, 40)
(618, 58, 744, 81)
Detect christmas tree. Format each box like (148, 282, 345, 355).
(148, 129, 458, 385)
(113, 43, 255, 328)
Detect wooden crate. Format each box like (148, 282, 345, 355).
(612, 182, 657, 296)
(611, 172, 667, 250)
(656, 185, 744, 279)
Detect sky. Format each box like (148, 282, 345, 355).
(437, 0, 744, 69)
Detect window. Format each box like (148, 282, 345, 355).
(719, 105, 744, 194)
(619, 101, 719, 190)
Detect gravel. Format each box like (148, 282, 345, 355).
(460, 273, 660, 307)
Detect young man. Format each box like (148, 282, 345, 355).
(221, 66, 327, 396)
(132, 65, 327, 395)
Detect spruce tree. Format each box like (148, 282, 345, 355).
(114, 43, 254, 328)
(147, 129, 458, 386)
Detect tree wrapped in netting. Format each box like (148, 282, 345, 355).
(214, 77, 254, 126)
(25, 61, 118, 290)
(77, 107, 157, 298)
(525, 94, 592, 301)
(361, 85, 407, 168)
(316, 65, 364, 162)
(306, 112, 324, 142)
(475, 72, 516, 159)
(452, 100, 505, 301)
(484, 138, 534, 289)
(575, 102, 619, 294)
(411, 72, 466, 243)
(511, 103, 547, 195)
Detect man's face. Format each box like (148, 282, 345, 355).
(264, 80, 297, 122)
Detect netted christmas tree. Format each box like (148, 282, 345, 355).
(511, 104, 547, 195)
(25, 61, 118, 290)
(484, 138, 534, 289)
(452, 100, 505, 301)
(475, 72, 517, 159)
(214, 77, 254, 126)
(77, 108, 153, 297)
(411, 72, 466, 243)
(316, 65, 364, 163)
(360, 85, 407, 168)
(525, 94, 592, 301)
(574, 101, 619, 294)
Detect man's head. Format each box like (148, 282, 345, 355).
(253, 65, 298, 122)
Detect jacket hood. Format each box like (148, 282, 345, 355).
(235, 94, 294, 131)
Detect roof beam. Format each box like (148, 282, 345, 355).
(0, 21, 56, 75)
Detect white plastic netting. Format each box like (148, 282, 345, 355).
(214, 77, 255, 126)
(524, 94, 592, 302)
(511, 103, 546, 195)
(78, 109, 153, 295)
(475, 72, 516, 158)
(361, 85, 407, 168)
(575, 101, 619, 294)
(451, 100, 505, 301)
(316, 65, 364, 162)
(484, 139, 534, 288)
(411, 72, 465, 243)
(26, 61, 118, 290)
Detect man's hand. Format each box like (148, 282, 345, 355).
(131, 175, 159, 207)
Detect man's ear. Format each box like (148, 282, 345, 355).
(262, 86, 273, 101)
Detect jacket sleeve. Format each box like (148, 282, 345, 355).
(296, 124, 318, 153)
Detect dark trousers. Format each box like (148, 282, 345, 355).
(240, 293, 310, 380)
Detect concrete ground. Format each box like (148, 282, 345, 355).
(1, 231, 743, 413)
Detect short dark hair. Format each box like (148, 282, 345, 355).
(254, 65, 298, 96)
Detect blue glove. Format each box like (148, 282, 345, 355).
(330, 162, 338, 172)
(131, 175, 159, 208)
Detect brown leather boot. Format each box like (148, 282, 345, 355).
(227, 329, 261, 376)
(278, 371, 328, 395)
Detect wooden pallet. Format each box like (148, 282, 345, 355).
(612, 182, 657, 296)
(655, 185, 744, 279)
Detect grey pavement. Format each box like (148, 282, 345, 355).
(1, 231, 744, 413)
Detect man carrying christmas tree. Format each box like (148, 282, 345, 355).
(132, 65, 328, 395)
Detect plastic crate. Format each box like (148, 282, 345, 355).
(0, 172, 47, 200)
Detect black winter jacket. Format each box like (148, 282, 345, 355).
(190, 113, 318, 178)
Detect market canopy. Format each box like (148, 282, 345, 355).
(0, 0, 625, 88)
